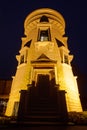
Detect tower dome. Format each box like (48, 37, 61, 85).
(24, 8, 65, 35)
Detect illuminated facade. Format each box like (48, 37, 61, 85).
(5, 8, 82, 117)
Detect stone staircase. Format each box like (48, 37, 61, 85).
(17, 75, 68, 124)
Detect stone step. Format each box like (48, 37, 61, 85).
(30, 101, 57, 105)
(28, 111, 58, 116)
(19, 121, 64, 125)
(23, 115, 62, 122)
(29, 110, 57, 114)
(30, 106, 57, 110)
(30, 103, 57, 107)
(25, 115, 60, 118)
(18, 114, 67, 123)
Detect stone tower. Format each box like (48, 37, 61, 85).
(5, 8, 82, 117)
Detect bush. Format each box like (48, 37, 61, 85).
(68, 111, 87, 125)
(0, 116, 11, 125)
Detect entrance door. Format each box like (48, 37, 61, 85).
(37, 74, 50, 97)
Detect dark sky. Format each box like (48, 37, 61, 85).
(0, 1, 87, 101)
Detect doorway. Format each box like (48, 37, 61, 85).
(36, 74, 50, 97)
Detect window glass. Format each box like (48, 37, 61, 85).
(20, 55, 24, 64)
(38, 29, 51, 41)
(64, 55, 68, 64)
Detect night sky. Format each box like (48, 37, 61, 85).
(0, 1, 87, 107)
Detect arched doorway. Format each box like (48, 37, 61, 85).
(32, 66, 56, 88)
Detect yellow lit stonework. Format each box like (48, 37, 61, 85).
(5, 8, 82, 116)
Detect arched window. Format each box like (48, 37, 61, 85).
(40, 15, 49, 22)
(38, 28, 51, 41)
(20, 55, 24, 64)
(64, 55, 69, 64)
